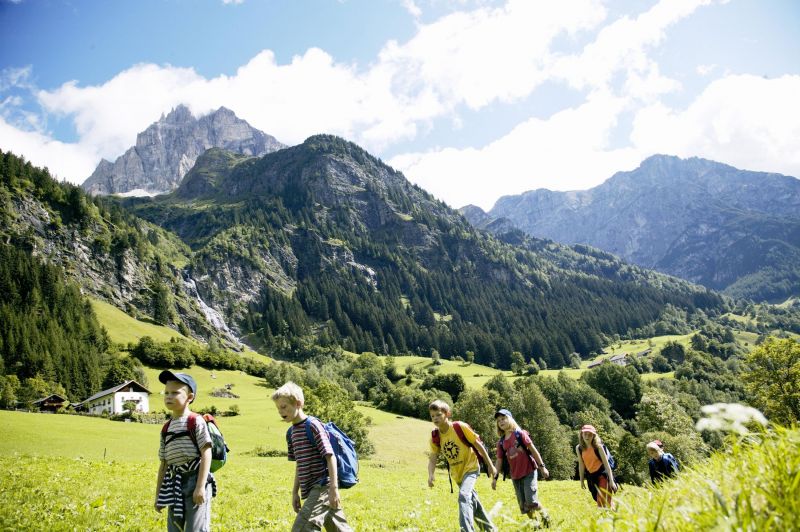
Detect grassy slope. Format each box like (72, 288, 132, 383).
(92, 298, 269, 362)
(91, 299, 188, 345)
(1, 371, 608, 531)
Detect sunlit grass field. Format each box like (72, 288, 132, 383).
(1, 386, 606, 531)
(5, 365, 797, 530)
(91, 298, 189, 345)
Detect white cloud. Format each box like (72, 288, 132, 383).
(401, 0, 422, 19)
(2, 0, 796, 212)
(390, 92, 643, 210)
(380, 0, 605, 111)
(3, 1, 609, 185)
(37, 64, 206, 162)
(552, 0, 716, 100)
(631, 74, 800, 178)
(0, 117, 99, 182)
(696, 64, 716, 76)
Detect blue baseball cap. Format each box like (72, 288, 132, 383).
(159, 370, 197, 403)
(495, 408, 513, 418)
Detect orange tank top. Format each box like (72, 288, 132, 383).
(581, 446, 603, 474)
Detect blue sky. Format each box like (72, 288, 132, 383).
(1, 0, 799, 209)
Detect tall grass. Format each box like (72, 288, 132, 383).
(589, 427, 800, 531)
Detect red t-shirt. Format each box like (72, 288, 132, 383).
(496, 430, 536, 480)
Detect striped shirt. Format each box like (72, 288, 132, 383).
(159, 414, 212, 466)
(287, 417, 333, 499)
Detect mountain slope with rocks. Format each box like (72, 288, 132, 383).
(81, 105, 285, 195)
(469, 155, 800, 302)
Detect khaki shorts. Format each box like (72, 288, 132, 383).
(292, 484, 353, 532)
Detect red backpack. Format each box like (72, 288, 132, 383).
(432, 421, 489, 493)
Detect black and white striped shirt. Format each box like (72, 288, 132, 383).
(159, 414, 212, 466)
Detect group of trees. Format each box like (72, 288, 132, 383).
(0, 244, 108, 401)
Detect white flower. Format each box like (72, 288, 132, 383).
(695, 403, 768, 434)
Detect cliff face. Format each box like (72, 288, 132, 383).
(81, 105, 285, 195)
(482, 155, 800, 301)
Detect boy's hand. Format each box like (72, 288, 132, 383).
(491, 477, 497, 490)
(292, 492, 301, 513)
(154, 502, 163, 513)
(328, 485, 341, 509)
(488, 463, 497, 479)
(428, 474, 435, 488)
(192, 487, 206, 506)
(540, 466, 549, 480)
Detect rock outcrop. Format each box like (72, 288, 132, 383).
(82, 105, 285, 195)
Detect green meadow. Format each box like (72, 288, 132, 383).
(91, 299, 189, 345)
(4, 370, 798, 531)
(5, 309, 785, 529)
(1, 370, 610, 531)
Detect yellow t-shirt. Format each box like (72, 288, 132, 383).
(430, 422, 480, 484)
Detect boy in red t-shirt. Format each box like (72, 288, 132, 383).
(490, 409, 550, 522)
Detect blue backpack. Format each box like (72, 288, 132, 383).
(597, 444, 617, 471)
(286, 416, 359, 489)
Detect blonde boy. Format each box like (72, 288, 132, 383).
(272, 382, 353, 532)
(427, 399, 497, 532)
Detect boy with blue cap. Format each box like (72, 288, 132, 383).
(154, 370, 216, 532)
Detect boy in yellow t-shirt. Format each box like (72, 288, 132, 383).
(427, 399, 497, 532)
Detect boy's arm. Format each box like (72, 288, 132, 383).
(491, 457, 502, 490)
(292, 465, 301, 513)
(475, 441, 497, 479)
(154, 459, 167, 512)
(427, 451, 438, 488)
(193, 444, 212, 505)
(326, 453, 341, 509)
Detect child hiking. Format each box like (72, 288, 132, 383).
(646, 440, 679, 484)
(154, 370, 217, 532)
(490, 409, 550, 524)
(272, 382, 353, 532)
(427, 399, 497, 532)
(576, 424, 617, 509)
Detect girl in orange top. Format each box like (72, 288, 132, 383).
(575, 424, 617, 508)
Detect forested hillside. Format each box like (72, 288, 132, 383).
(0, 149, 227, 344)
(0, 244, 107, 400)
(123, 136, 724, 369)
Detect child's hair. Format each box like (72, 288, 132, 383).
(495, 414, 521, 437)
(578, 429, 603, 451)
(428, 399, 452, 416)
(271, 381, 304, 405)
(646, 441, 663, 453)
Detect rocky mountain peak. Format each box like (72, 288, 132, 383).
(81, 105, 286, 196)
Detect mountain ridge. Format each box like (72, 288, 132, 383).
(465, 155, 800, 302)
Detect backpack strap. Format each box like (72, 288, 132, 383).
(453, 422, 490, 478)
(304, 416, 316, 447)
(431, 427, 453, 494)
(160, 413, 201, 455)
(186, 412, 202, 454)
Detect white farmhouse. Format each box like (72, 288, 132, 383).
(80, 380, 152, 415)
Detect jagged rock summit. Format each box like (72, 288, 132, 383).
(81, 105, 286, 195)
